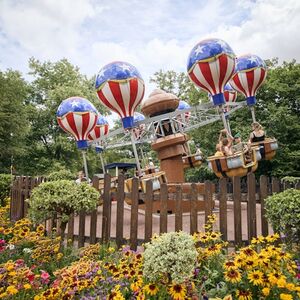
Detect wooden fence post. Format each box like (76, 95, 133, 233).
(67, 214, 74, 244)
(271, 177, 281, 194)
(204, 181, 213, 224)
(259, 175, 269, 236)
(247, 173, 257, 241)
(233, 176, 242, 245)
(144, 180, 153, 242)
(159, 183, 168, 234)
(102, 173, 112, 244)
(78, 211, 86, 248)
(219, 178, 228, 241)
(190, 183, 198, 234)
(130, 177, 139, 251)
(90, 176, 99, 245)
(116, 175, 125, 249)
(175, 185, 183, 232)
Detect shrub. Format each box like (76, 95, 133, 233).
(47, 169, 75, 181)
(28, 180, 99, 241)
(265, 188, 300, 246)
(143, 231, 198, 284)
(0, 174, 12, 206)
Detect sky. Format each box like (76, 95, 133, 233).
(1, 0, 300, 100)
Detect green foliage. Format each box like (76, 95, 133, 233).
(47, 169, 75, 181)
(185, 166, 216, 183)
(28, 180, 99, 224)
(0, 70, 30, 173)
(0, 174, 12, 205)
(143, 231, 198, 284)
(265, 189, 300, 246)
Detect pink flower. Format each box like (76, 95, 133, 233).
(41, 271, 50, 284)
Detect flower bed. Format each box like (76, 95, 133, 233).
(0, 204, 299, 299)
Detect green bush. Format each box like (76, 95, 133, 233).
(0, 174, 13, 206)
(47, 169, 75, 181)
(265, 189, 300, 246)
(28, 180, 99, 241)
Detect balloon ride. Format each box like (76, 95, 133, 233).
(95, 61, 145, 175)
(56, 38, 278, 212)
(56, 96, 98, 179)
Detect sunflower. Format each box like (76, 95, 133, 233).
(169, 283, 186, 300)
(144, 283, 159, 296)
(248, 270, 264, 286)
(223, 261, 237, 270)
(224, 269, 241, 283)
(236, 289, 252, 300)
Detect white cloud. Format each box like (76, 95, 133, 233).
(0, 0, 299, 99)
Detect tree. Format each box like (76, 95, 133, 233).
(17, 58, 108, 175)
(0, 70, 30, 173)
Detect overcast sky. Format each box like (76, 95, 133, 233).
(1, 0, 299, 99)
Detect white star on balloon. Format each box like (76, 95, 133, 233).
(217, 40, 228, 49)
(194, 45, 205, 55)
(97, 68, 106, 78)
(249, 56, 258, 64)
(119, 64, 131, 72)
(71, 101, 81, 108)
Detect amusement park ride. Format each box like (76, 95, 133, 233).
(56, 38, 278, 212)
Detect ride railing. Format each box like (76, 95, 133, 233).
(10, 174, 300, 250)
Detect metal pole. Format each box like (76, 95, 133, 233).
(219, 106, 231, 135)
(130, 131, 142, 176)
(226, 117, 232, 136)
(99, 152, 106, 174)
(82, 151, 89, 180)
(250, 106, 256, 123)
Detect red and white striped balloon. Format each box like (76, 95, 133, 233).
(229, 54, 267, 106)
(95, 62, 145, 129)
(56, 97, 98, 149)
(87, 115, 109, 141)
(187, 39, 236, 106)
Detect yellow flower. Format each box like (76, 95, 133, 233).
(280, 293, 293, 300)
(23, 284, 31, 290)
(168, 283, 186, 300)
(236, 289, 252, 300)
(224, 269, 241, 283)
(248, 270, 264, 286)
(144, 283, 159, 296)
(6, 285, 18, 295)
(285, 283, 295, 291)
(277, 278, 287, 288)
(262, 287, 270, 296)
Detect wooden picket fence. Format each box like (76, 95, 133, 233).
(9, 174, 299, 250)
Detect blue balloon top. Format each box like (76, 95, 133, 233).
(224, 83, 235, 92)
(235, 54, 266, 72)
(187, 38, 235, 71)
(177, 100, 191, 110)
(96, 115, 109, 126)
(56, 97, 98, 117)
(133, 112, 145, 123)
(95, 61, 143, 89)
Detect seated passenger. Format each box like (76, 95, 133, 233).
(221, 138, 233, 156)
(214, 144, 223, 157)
(232, 133, 246, 153)
(249, 122, 265, 143)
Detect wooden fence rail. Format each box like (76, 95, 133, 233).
(9, 174, 299, 249)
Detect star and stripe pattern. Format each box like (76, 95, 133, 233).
(95, 61, 145, 129)
(56, 97, 98, 149)
(224, 83, 237, 103)
(187, 38, 236, 106)
(87, 115, 109, 141)
(230, 54, 267, 106)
